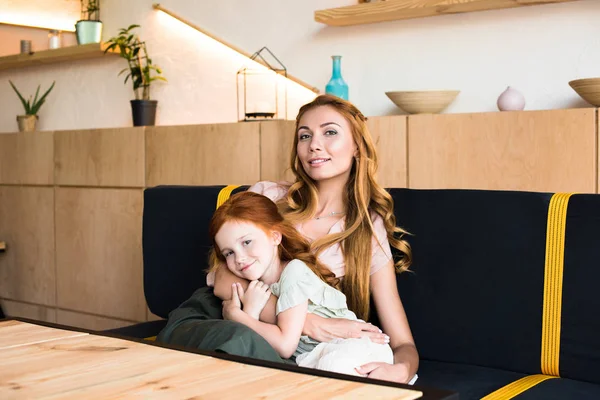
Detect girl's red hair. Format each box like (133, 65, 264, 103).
(208, 191, 339, 288)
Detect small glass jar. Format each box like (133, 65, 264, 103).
(48, 30, 62, 50)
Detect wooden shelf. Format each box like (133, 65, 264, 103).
(315, 0, 580, 26)
(0, 43, 118, 72)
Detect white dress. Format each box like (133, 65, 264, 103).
(270, 259, 395, 378)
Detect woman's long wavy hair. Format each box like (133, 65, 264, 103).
(280, 94, 413, 320)
(208, 191, 339, 289)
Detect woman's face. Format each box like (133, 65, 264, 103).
(296, 105, 357, 184)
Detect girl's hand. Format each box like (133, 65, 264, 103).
(304, 314, 389, 344)
(222, 283, 244, 321)
(236, 281, 271, 320)
(355, 362, 411, 384)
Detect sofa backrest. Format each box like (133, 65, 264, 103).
(142, 185, 600, 385)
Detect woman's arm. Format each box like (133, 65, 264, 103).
(303, 313, 389, 344)
(356, 260, 419, 383)
(213, 266, 278, 324)
(223, 284, 307, 359)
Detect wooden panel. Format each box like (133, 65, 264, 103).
(0, 299, 56, 324)
(0, 186, 55, 305)
(367, 116, 407, 188)
(0, 320, 85, 350)
(408, 109, 597, 193)
(0, 43, 119, 72)
(56, 309, 135, 331)
(260, 120, 296, 183)
(146, 123, 261, 186)
(55, 128, 145, 187)
(0, 322, 424, 400)
(315, 0, 580, 26)
(55, 188, 145, 321)
(0, 131, 54, 185)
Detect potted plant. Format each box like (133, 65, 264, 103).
(75, 0, 102, 44)
(9, 80, 56, 133)
(105, 25, 167, 126)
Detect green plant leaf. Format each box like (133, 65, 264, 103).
(9, 80, 31, 114)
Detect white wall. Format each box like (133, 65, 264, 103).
(0, 0, 599, 133)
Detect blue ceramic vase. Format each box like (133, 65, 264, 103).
(325, 55, 348, 100)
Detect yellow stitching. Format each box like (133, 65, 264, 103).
(541, 193, 573, 376)
(216, 185, 240, 210)
(481, 374, 557, 400)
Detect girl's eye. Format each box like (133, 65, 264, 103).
(325, 129, 338, 136)
(243, 240, 252, 246)
(223, 251, 233, 257)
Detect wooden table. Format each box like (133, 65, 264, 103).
(0, 319, 452, 399)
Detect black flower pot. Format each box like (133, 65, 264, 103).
(130, 100, 158, 127)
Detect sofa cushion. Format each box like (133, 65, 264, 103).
(510, 376, 600, 400)
(415, 359, 526, 400)
(560, 195, 600, 384)
(392, 188, 550, 375)
(143, 185, 249, 318)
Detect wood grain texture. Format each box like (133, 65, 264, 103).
(315, 0, 580, 26)
(56, 309, 136, 331)
(0, 321, 423, 399)
(0, 300, 57, 324)
(0, 131, 54, 185)
(146, 123, 261, 186)
(367, 116, 407, 188)
(408, 108, 597, 192)
(0, 320, 85, 350)
(55, 188, 145, 321)
(260, 120, 296, 183)
(55, 128, 145, 187)
(0, 43, 118, 72)
(0, 186, 55, 305)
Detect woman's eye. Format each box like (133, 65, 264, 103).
(223, 251, 233, 257)
(243, 240, 252, 246)
(325, 129, 338, 136)
(298, 133, 310, 140)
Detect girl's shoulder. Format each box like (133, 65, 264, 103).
(248, 181, 292, 202)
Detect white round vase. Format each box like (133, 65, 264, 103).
(497, 86, 525, 111)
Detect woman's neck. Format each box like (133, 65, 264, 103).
(315, 176, 347, 215)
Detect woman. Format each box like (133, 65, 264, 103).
(214, 94, 417, 383)
(158, 94, 418, 383)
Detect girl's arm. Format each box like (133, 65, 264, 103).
(214, 266, 277, 324)
(355, 259, 419, 383)
(223, 283, 307, 359)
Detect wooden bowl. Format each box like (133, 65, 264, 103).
(385, 90, 460, 114)
(569, 78, 600, 106)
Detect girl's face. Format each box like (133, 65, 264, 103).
(296, 105, 358, 184)
(215, 220, 281, 282)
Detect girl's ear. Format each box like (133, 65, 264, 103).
(271, 230, 282, 246)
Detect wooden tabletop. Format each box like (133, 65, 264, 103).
(0, 241, 5, 252)
(0, 319, 428, 399)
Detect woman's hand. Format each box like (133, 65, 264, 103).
(355, 362, 411, 384)
(235, 281, 271, 320)
(304, 314, 389, 344)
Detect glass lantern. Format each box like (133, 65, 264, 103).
(237, 47, 288, 122)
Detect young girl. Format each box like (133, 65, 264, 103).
(208, 190, 396, 377)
